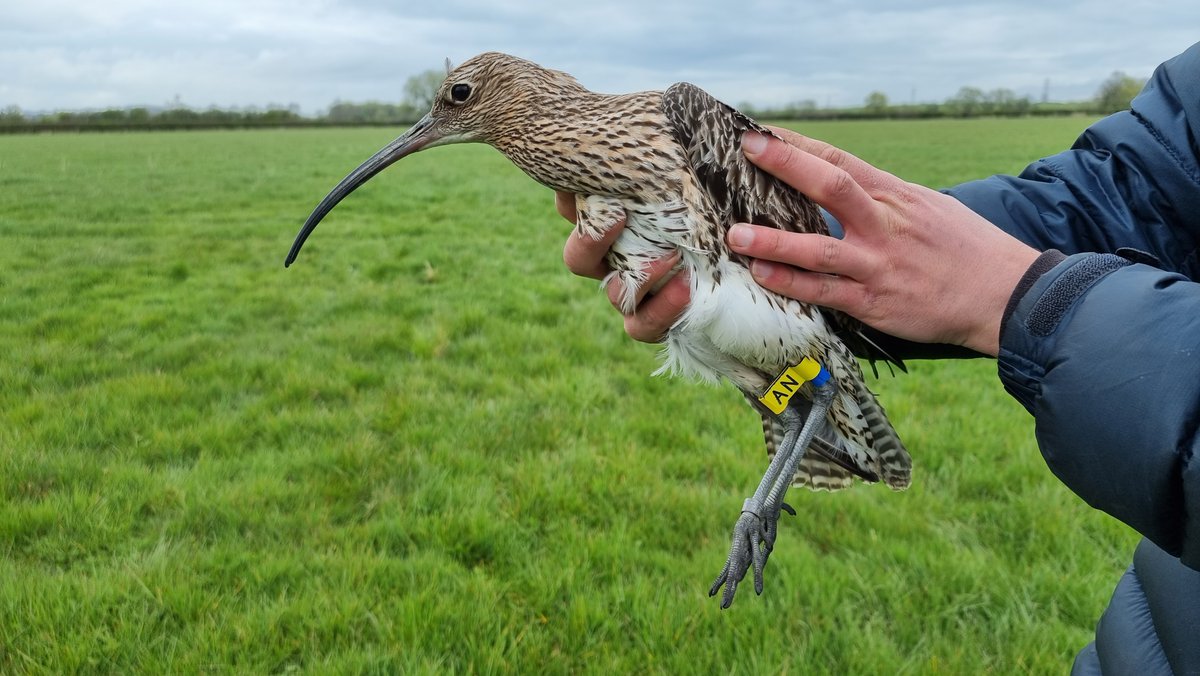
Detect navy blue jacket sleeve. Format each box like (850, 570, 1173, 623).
(948, 42, 1200, 273)
(946, 42, 1200, 568)
(999, 254, 1200, 567)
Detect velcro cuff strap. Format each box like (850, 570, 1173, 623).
(1025, 253, 1130, 337)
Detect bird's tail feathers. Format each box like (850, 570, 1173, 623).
(824, 340, 912, 491)
(847, 376, 911, 491)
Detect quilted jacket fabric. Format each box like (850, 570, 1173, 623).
(947, 42, 1200, 674)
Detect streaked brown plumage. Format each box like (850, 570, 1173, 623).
(286, 51, 911, 606)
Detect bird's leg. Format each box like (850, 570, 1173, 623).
(709, 378, 838, 608)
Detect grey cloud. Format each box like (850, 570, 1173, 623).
(1, 0, 1196, 113)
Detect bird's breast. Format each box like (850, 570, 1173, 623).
(656, 254, 831, 394)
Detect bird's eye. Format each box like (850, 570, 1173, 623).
(450, 83, 471, 103)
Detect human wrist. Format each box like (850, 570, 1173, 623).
(963, 243, 1042, 356)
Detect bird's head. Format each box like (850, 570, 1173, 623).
(284, 51, 586, 266)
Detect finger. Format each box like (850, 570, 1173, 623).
(562, 218, 624, 280)
(743, 132, 880, 230)
(554, 191, 577, 224)
(764, 126, 897, 194)
(605, 252, 680, 309)
(727, 224, 874, 280)
(764, 125, 834, 160)
(749, 260, 869, 315)
(622, 271, 689, 344)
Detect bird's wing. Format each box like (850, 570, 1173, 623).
(760, 409, 864, 491)
(749, 396, 879, 491)
(662, 82, 824, 237)
(661, 82, 903, 373)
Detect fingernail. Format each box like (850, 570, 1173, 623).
(750, 260, 777, 280)
(728, 224, 754, 249)
(742, 131, 768, 156)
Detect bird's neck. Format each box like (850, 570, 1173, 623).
(488, 89, 669, 198)
(487, 89, 618, 192)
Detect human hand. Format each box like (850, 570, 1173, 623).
(733, 129, 1040, 357)
(557, 191, 690, 343)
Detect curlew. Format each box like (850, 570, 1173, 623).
(285, 52, 911, 608)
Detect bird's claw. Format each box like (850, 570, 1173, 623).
(708, 500, 794, 608)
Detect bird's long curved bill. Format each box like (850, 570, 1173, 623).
(284, 113, 438, 267)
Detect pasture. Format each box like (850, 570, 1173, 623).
(0, 116, 1137, 673)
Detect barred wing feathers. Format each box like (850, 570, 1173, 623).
(666, 82, 911, 491)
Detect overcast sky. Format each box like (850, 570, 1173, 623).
(2, 1, 1197, 115)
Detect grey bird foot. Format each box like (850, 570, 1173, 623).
(708, 498, 795, 608)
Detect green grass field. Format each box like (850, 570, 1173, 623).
(0, 117, 1139, 673)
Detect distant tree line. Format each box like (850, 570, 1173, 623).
(0, 104, 314, 132)
(0, 70, 1146, 134)
(743, 71, 1148, 121)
